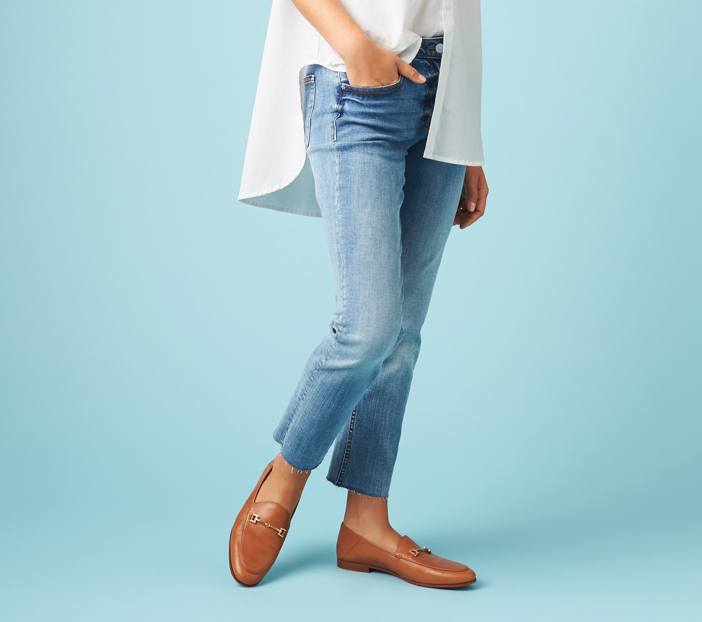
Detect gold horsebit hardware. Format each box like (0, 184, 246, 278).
(409, 546, 432, 557)
(249, 513, 287, 539)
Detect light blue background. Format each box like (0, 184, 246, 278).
(1, 1, 700, 620)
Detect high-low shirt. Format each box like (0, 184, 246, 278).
(238, 0, 484, 218)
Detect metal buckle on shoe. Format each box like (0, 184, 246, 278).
(409, 546, 432, 557)
(249, 513, 287, 539)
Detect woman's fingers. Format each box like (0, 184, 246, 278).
(456, 167, 489, 229)
(454, 182, 468, 224)
(466, 170, 480, 213)
(396, 58, 426, 84)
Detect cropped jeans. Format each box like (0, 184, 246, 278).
(273, 37, 466, 498)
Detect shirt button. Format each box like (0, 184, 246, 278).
(435, 42, 444, 54)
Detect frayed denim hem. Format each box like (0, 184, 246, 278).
(272, 443, 313, 476)
(325, 473, 389, 500)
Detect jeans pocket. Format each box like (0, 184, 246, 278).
(302, 74, 316, 149)
(340, 74, 404, 96)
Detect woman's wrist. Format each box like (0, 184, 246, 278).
(290, 0, 373, 64)
(337, 29, 373, 63)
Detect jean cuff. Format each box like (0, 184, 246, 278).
(325, 472, 389, 499)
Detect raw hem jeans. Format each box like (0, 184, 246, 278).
(272, 37, 466, 498)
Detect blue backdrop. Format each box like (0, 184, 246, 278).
(1, 1, 700, 620)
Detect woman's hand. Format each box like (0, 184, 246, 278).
(291, 0, 426, 87)
(343, 39, 426, 87)
(454, 166, 489, 229)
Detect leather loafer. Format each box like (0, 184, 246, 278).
(336, 522, 476, 588)
(229, 460, 293, 586)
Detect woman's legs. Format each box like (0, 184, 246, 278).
(258, 63, 420, 509)
(273, 100, 409, 473)
(259, 52, 464, 519)
(328, 140, 465, 549)
(233, 40, 478, 586)
(326, 140, 466, 500)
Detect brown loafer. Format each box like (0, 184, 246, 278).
(336, 522, 476, 588)
(228, 460, 293, 586)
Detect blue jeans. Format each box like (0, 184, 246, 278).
(273, 37, 466, 497)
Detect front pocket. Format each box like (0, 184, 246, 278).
(340, 74, 404, 96)
(302, 74, 316, 149)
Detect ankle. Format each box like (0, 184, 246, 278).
(255, 454, 310, 511)
(342, 491, 401, 550)
(272, 454, 310, 488)
(344, 514, 393, 535)
(343, 516, 400, 552)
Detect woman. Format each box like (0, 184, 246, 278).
(231, 0, 489, 588)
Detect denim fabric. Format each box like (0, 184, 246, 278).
(273, 37, 466, 497)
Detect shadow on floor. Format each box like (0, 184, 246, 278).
(264, 542, 334, 584)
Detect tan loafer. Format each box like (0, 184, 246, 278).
(228, 460, 293, 586)
(336, 522, 476, 588)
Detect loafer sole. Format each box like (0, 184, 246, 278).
(337, 558, 477, 589)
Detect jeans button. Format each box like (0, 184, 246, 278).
(435, 42, 444, 54)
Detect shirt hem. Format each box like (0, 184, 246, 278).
(238, 195, 321, 218)
(421, 151, 484, 166)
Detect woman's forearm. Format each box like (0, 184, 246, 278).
(291, 1, 426, 88)
(291, 0, 370, 61)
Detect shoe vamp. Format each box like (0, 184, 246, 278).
(240, 502, 290, 574)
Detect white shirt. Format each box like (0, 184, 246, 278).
(238, 0, 483, 218)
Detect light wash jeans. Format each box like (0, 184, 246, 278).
(273, 37, 466, 497)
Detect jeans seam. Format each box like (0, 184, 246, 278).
(332, 72, 342, 143)
(333, 408, 357, 485)
(333, 77, 347, 330)
(303, 77, 316, 150)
